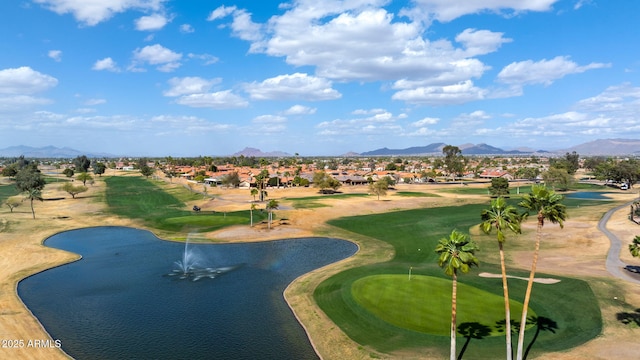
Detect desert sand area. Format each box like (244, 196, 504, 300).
(2, 173, 640, 359)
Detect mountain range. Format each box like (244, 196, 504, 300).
(359, 138, 640, 156)
(1, 139, 640, 158)
(0, 145, 114, 158)
(360, 143, 541, 156)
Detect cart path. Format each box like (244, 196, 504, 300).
(598, 201, 640, 285)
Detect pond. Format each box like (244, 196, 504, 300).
(564, 191, 614, 200)
(18, 227, 358, 360)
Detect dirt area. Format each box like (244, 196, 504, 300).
(1, 175, 640, 359)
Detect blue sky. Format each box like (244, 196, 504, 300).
(1, 0, 638, 156)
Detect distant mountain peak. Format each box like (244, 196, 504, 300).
(232, 147, 291, 157)
(562, 138, 640, 155)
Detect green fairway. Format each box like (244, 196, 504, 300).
(0, 184, 20, 202)
(104, 176, 265, 234)
(393, 191, 440, 198)
(352, 274, 530, 336)
(316, 198, 604, 358)
(287, 193, 369, 209)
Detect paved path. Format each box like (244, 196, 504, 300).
(598, 201, 640, 285)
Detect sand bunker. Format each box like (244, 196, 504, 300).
(478, 272, 561, 284)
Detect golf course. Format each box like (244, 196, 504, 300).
(1, 171, 640, 359)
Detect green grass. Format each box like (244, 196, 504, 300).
(315, 197, 604, 358)
(289, 201, 329, 209)
(287, 193, 369, 201)
(438, 185, 494, 195)
(105, 176, 266, 234)
(287, 193, 369, 209)
(393, 191, 440, 198)
(352, 274, 530, 336)
(0, 184, 20, 202)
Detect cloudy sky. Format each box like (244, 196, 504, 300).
(1, 0, 638, 156)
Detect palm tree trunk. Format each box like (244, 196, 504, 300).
(516, 215, 543, 360)
(451, 272, 458, 360)
(250, 209, 253, 227)
(499, 242, 512, 360)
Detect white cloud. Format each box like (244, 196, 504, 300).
(573, 83, 640, 135)
(211, 2, 523, 105)
(48, 50, 62, 62)
(0, 95, 53, 112)
(462, 110, 491, 120)
(576, 83, 640, 112)
(455, 28, 512, 57)
(574, 0, 594, 10)
(84, 98, 106, 106)
(316, 109, 404, 136)
(33, 0, 167, 26)
(469, 92, 640, 143)
(131, 44, 182, 72)
(135, 13, 169, 31)
(163, 77, 221, 97)
(92, 57, 121, 72)
(249, 116, 287, 134)
(207, 5, 237, 21)
(0, 67, 58, 95)
(253, 115, 287, 124)
(150, 115, 234, 134)
(392, 80, 487, 105)
(245, 73, 341, 101)
(410, 0, 559, 22)
(180, 24, 194, 33)
(497, 56, 610, 86)
(174, 90, 249, 109)
(187, 53, 219, 65)
(283, 105, 317, 115)
(411, 117, 440, 127)
(75, 108, 97, 114)
(207, 5, 263, 47)
(352, 108, 387, 115)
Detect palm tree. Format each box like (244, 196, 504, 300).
(435, 230, 480, 360)
(250, 188, 258, 201)
(515, 185, 566, 360)
(266, 199, 279, 229)
(480, 196, 522, 360)
(629, 235, 640, 257)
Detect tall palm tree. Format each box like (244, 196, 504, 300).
(266, 199, 279, 229)
(516, 185, 566, 360)
(480, 196, 522, 360)
(435, 230, 480, 360)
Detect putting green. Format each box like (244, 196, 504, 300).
(352, 274, 531, 336)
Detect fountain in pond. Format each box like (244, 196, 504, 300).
(166, 238, 240, 281)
